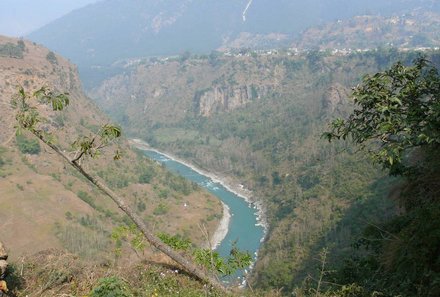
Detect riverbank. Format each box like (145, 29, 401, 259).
(130, 138, 268, 243)
(210, 202, 231, 250)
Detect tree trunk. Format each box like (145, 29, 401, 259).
(33, 132, 227, 292)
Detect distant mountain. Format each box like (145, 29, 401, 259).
(28, 0, 440, 74)
(0, 0, 100, 36)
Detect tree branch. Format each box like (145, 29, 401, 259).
(30, 129, 229, 293)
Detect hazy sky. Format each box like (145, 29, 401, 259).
(0, 0, 101, 37)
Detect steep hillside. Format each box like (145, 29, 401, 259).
(0, 35, 222, 263)
(88, 49, 440, 293)
(27, 0, 440, 87)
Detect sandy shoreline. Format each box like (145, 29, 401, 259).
(129, 138, 268, 247)
(209, 202, 231, 250)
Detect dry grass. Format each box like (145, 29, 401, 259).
(0, 35, 223, 266)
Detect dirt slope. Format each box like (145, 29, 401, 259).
(0, 36, 222, 261)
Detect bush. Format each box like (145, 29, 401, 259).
(138, 167, 154, 184)
(0, 41, 25, 58)
(16, 134, 40, 155)
(46, 51, 58, 64)
(77, 190, 96, 208)
(153, 203, 168, 215)
(89, 276, 133, 297)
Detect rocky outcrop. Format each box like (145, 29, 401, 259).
(322, 83, 348, 113)
(194, 85, 259, 117)
(0, 240, 8, 281)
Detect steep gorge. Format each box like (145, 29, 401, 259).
(89, 49, 431, 291)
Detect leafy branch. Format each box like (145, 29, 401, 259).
(112, 226, 252, 278)
(11, 86, 228, 292)
(324, 57, 440, 176)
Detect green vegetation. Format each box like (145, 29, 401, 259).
(325, 57, 440, 175)
(0, 146, 11, 177)
(153, 203, 169, 216)
(0, 40, 25, 58)
(5, 251, 233, 297)
(95, 48, 440, 295)
(77, 190, 96, 207)
(46, 51, 58, 64)
(138, 166, 154, 184)
(15, 134, 41, 155)
(322, 57, 440, 297)
(113, 226, 252, 278)
(89, 276, 132, 297)
(12, 86, 228, 291)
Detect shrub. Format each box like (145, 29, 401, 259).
(46, 51, 58, 64)
(153, 203, 168, 215)
(89, 276, 133, 297)
(138, 168, 154, 184)
(77, 190, 96, 208)
(0, 41, 25, 58)
(16, 134, 40, 155)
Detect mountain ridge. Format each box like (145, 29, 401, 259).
(28, 0, 440, 78)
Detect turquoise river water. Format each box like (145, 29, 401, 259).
(142, 149, 265, 282)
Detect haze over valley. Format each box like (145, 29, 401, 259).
(0, 1, 440, 296)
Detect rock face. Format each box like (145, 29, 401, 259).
(195, 85, 255, 116)
(0, 241, 7, 279)
(322, 83, 348, 113)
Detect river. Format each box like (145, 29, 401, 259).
(134, 142, 265, 283)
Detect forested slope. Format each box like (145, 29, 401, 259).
(90, 48, 440, 295)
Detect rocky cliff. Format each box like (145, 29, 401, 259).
(195, 85, 252, 116)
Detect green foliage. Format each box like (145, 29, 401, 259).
(12, 86, 122, 164)
(153, 203, 169, 215)
(325, 57, 440, 175)
(102, 50, 421, 292)
(323, 56, 440, 297)
(65, 211, 73, 220)
(136, 200, 146, 212)
(72, 124, 122, 161)
(46, 51, 58, 64)
(193, 244, 252, 276)
(164, 173, 194, 195)
(12, 86, 69, 140)
(89, 276, 133, 297)
(329, 201, 440, 297)
(227, 244, 253, 273)
(0, 41, 25, 58)
(113, 226, 251, 277)
(97, 167, 129, 188)
(34, 86, 70, 111)
(111, 225, 146, 254)
(193, 249, 229, 275)
(77, 190, 96, 208)
(157, 233, 192, 251)
(15, 134, 41, 155)
(138, 166, 154, 184)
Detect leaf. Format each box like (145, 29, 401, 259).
(113, 150, 122, 160)
(100, 124, 122, 141)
